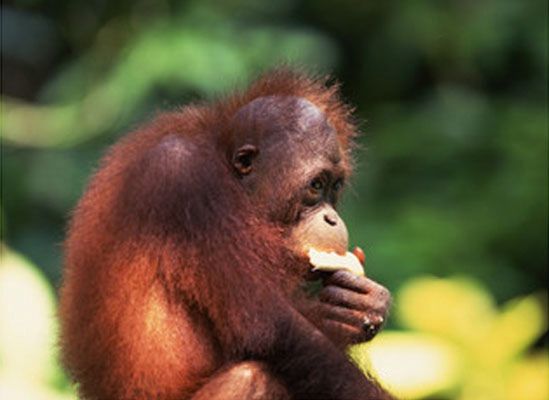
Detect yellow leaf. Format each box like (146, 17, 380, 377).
(350, 331, 462, 399)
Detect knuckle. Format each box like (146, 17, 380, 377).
(378, 286, 391, 302)
(362, 276, 375, 284)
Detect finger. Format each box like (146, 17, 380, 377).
(319, 302, 386, 333)
(326, 272, 392, 309)
(322, 319, 380, 344)
(319, 284, 391, 313)
(318, 303, 365, 327)
(324, 270, 381, 295)
(319, 285, 370, 311)
(324, 270, 369, 293)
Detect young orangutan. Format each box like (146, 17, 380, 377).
(60, 69, 392, 399)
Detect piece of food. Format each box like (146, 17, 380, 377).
(308, 248, 365, 276)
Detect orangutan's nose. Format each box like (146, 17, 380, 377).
(323, 213, 337, 226)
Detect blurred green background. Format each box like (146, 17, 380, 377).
(1, 0, 547, 399)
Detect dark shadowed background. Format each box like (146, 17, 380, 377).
(1, 1, 547, 399)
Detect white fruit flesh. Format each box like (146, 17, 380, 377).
(308, 248, 364, 276)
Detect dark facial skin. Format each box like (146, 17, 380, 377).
(229, 96, 391, 346)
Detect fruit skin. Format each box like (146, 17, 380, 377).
(353, 246, 366, 265)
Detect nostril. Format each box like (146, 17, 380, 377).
(324, 214, 337, 226)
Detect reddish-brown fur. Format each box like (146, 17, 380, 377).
(59, 69, 391, 399)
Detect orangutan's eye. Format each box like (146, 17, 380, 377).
(309, 178, 324, 192)
(333, 179, 344, 192)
